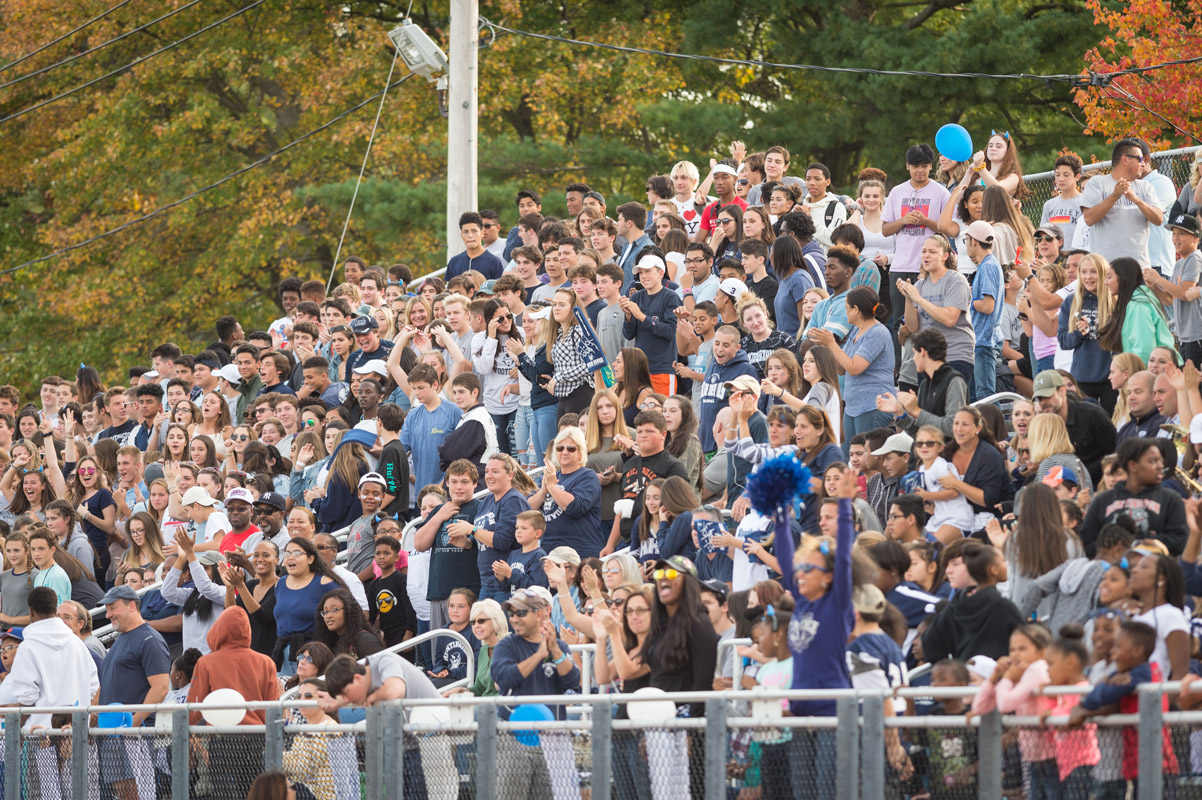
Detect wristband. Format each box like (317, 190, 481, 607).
(472, 525, 481, 537)
(552, 653, 569, 666)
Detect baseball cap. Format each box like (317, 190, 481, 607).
(143, 463, 166, 484)
(852, 584, 886, 616)
(1031, 370, 1066, 399)
(653, 554, 699, 580)
(636, 254, 666, 273)
(1035, 224, 1063, 240)
(503, 586, 553, 613)
(1131, 538, 1170, 557)
(723, 375, 762, 398)
(350, 316, 379, 335)
(718, 278, 748, 299)
(528, 306, 552, 321)
(101, 585, 140, 606)
(712, 164, 739, 178)
(701, 578, 729, 601)
(2, 627, 23, 642)
(965, 655, 997, 682)
(254, 492, 287, 512)
(358, 471, 388, 489)
(1190, 414, 1202, 445)
(224, 487, 255, 506)
(1169, 213, 1201, 236)
(1042, 465, 1079, 488)
(196, 550, 226, 567)
(180, 486, 218, 507)
(963, 220, 996, 244)
(476, 279, 498, 296)
(542, 546, 582, 568)
(144, 369, 160, 380)
(871, 431, 914, 457)
(352, 359, 388, 378)
(217, 364, 242, 386)
(584, 190, 606, 205)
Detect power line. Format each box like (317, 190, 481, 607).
(0, 72, 418, 277)
(481, 18, 1202, 88)
(0, 0, 206, 92)
(0, 0, 138, 74)
(0, 0, 266, 127)
(1107, 84, 1201, 145)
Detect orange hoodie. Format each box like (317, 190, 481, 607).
(188, 606, 280, 724)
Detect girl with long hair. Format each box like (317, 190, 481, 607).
(194, 391, 233, 444)
(160, 528, 227, 654)
(800, 345, 843, 441)
(328, 324, 357, 386)
(939, 181, 986, 277)
(44, 500, 101, 580)
(244, 442, 292, 495)
(1129, 552, 1189, 680)
(314, 441, 367, 532)
(403, 296, 432, 333)
(663, 395, 702, 490)
(630, 478, 666, 563)
(281, 641, 335, 694)
(937, 153, 971, 192)
(986, 482, 1080, 608)
(799, 287, 829, 333)
(738, 294, 794, 379)
(972, 130, 1029, 201)
(820, 286, 894, 444)
(122, 510, 166, 570)
(979, 186, 1034, 267)
(546, 287, 604, 417)
(585, 389, 632, 531)
(511, 302, 557, 466)
(76, 366, 105, 409)
(850, 178, 894, 268)
(771, 235, 815, 337)
(189, 434, 220, 469)
(613, 347, 656, 427)
(273, 537, 345, 671)
(287, 429, 328, 511)
(593, 583, 655, 795)
(1107, 351, 1146, 428)
(1097, 256, 1174, 363)
(1027, 413, 1094, 492)
(708, 204, 745, 264)
(312, 587, 385, 659)
(1022, 261, 1068, 374)
(66, 453, 117, 580)
(654, 477, 702, 563)
(939, 407, 1015, 535)
(162, 424, 191, 468)
(653, 213, 688, 248)
(471, 299, 523, 456)
(758, 349, 804, 413)
(1058, 253, 1115, 410)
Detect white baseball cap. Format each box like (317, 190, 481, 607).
(225, 487, 254, 506)
(217, 364, 242, 386)
(352, 359, 388, 378)
(180, 486, 218, 507)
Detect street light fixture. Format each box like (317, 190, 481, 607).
(386, 18, 448, 82)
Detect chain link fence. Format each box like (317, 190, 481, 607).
(8, 687, 1202, 800)
(1020, 145, 1200, 226)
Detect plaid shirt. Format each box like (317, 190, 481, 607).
(867, 472, 903, 525)
(550, 326, 594, 396)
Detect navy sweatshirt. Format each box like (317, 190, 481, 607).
(1057, 290, 1112, 384)
(472, 488, 529, 579)
(697, 349, 759, 452)
(515, 345, 558, 409)
(539, 466, 606, 558)
(491, 634, 581, 719)
(504, 547, 549, 591)
(622, 286, 681, 374)
(315, 462, 368, 532)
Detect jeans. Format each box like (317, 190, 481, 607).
(795, 728, 837, 800)
(1062, 765, 1092, 800)
(1182, 339, 1202, 369)
(612, 732, 652, 800)
(842, 409, 892, 457)
(948, 359, 975, 395)
(531, 404, 558, 466)
(490, 411, 515, 456)
(1025, 758, 1060, 800)
(415, 617, 433, 669)
(1035, 354, 1056, 374)
(478, 574, 507, 602)
(513, 404, 534, 465)
(973, 343, 1000, 401)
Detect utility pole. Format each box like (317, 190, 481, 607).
(445, 0, 478, 259)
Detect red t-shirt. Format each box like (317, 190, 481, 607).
(699, 195, 748, 235)
(220, 524, 262, 553)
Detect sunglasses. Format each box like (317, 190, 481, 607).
(1034, 235, 1054, 242)
(231, 434, 250, 441)
(299, 692, 317, 699)
(796, 563, 831, 575)
(915, 441, 939, 448)
(653, 568, 680, 581)
(555, 445, 578, 453)
(471, 618, 490, 625)
(718, 218, 736, 225)
(298, 653, 313, 664)
(77, 467, 96, 475)
(508, 608, 531, 618)
(737, 179, 750, 186)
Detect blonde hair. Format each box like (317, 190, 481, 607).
(670, 160, 700, 188)
(584, 389, 629, 453)
(736, 294, 774, 331)
(1028, 413, 1074, 464)
(1190, 149, 1202, 189)
(550, 426, 588, 471)
(1109, 351, 1147, 427)
(1068, 253, 1113, 332)
(372, 305, 396, 340)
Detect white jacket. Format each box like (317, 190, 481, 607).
(0, 617, 99, 730)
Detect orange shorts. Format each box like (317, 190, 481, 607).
(649, 373, 677, 397)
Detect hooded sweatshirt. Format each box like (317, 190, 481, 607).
(188, 606, 280, 724)
(1017, 557, 1108, 631)
(920, 585, 1024, 664)
(697, 348, 759, 452)
(0, 617, 99, 731)
(1121, 285, 1175, 364)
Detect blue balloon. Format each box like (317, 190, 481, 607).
(935, 124, 973, 163)
(97, 704, 133, 729)
(510, 703, 554, 747)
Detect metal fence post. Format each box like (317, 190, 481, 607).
(835, 696, 858, 800)
(977, 710, 1002, 800)
(383, 703, 403, 800)
(1139, 691, 1164, 800)
(4, 712, 21, 800)
(263, 706, 284, 771)
(705, 697, 727, 800)
(364, 704, 383, 800)
(71, 711, 88, 800)
(475, 705, 497, 800)
(860, 694, 885, 800)
(172, 708, 189, 800)
(591, 701, 612, 800)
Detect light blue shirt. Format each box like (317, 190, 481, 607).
(969, 254, 1005, 347)
(842, 323, 896, 416)
(399, 400, 462, 493)
(809, 290, 850, 339)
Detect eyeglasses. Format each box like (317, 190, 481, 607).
(914, 441, 939, 448)
(652, 568, 680, 581)
(283, 550, 306, 559)
(508, 608, 531, 618)
(640, 401, 663, 410)
(320, 606, 344, 617)
(555, 445, 578, 453)
(1, 644, 18, 654)
(626, 605, 650, 616)
(796, 563, 831, 575)
(684, 257, 709, 266)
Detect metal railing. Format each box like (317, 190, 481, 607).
(3, 683, 1194, 800)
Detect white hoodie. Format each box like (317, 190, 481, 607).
(0, 617, 99, 730)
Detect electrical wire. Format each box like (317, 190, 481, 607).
(1108, 83, 1201, 144)
(0, 0, 266, 127)
(481, 18, 1202, 88)
(0, 72, 417, 277)
(0, 0, 138, 74)
(325, 47, 400, 291)
(0, 0, 206, 92)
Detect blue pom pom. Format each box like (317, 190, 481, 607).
(746, 454, 812, 519)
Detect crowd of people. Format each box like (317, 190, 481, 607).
(1, 135, 1202, 799)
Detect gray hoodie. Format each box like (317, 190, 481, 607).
(1018, 557, 1108, 632)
